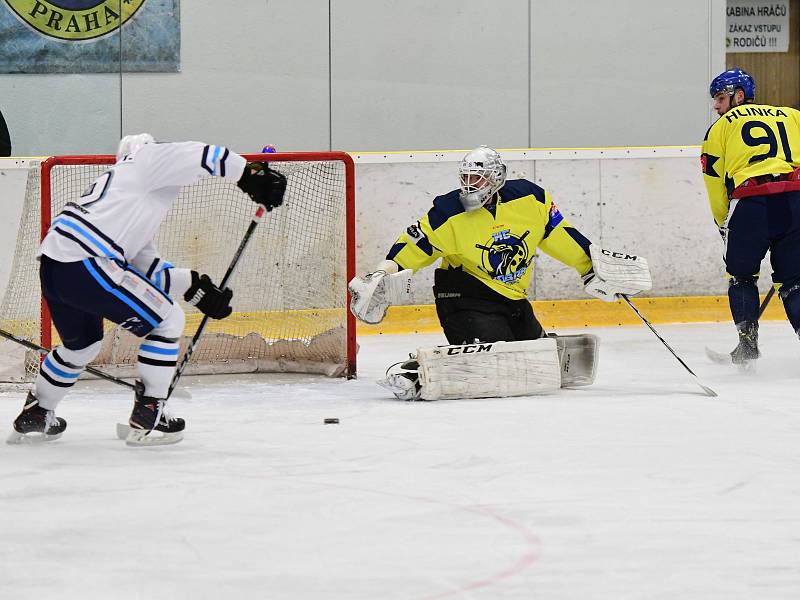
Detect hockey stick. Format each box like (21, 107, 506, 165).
(621, 295, 718, 397)
(166, 204, 268, 400)
(0, 327, 136, 390)
(759, 285, 776, 318)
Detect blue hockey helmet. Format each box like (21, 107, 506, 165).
(709, 68, 755, 100)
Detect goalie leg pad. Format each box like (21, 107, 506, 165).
(417, 338, 561, 401)
(553, 334, 599, 387)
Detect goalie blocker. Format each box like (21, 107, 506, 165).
(380, 334, 599, 401)
(584, 245, 652, 301)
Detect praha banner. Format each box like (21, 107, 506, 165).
(0, 0, 180, 72)
(727, 0, 790, 53)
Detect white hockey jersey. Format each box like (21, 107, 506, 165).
(39, 141, 247, 290)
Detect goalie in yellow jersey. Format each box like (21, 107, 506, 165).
(348, 146, 652, 400)
(702, 68, 800, 368)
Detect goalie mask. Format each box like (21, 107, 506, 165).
(458, 146, 507, 211)
(117, 133, 155, 161)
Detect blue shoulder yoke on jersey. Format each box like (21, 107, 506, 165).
(428, 190, 466, 230)
(498, 179, 547, 204)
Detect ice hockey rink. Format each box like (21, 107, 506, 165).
(1, 320, 799, 600)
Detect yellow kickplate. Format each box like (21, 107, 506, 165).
(356, 294, 786, 335)
(29, 294, 784, 343)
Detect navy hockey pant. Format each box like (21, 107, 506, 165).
(40, 255, 175, 347)
(435, 295, 544, 345)
(35, 256, 183, 407)
(725, 191, 800, 333)
(432, 266, 544, 344)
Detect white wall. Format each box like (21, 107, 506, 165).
(530, 0, 727, 147)
(1, 0, 726, 156)
(330, 0, 530, 150)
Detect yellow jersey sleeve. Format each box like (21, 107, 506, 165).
(538, 195, 594, 278)
(384, 194, 459, 273)
(701, 124, 729, 227)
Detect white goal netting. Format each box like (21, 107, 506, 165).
(0, 153, 355, 384)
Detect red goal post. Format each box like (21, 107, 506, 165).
(1, 151, 356, 381)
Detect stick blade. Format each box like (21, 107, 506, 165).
(705, 346, 733, 365)
(699, 382, 718, 397)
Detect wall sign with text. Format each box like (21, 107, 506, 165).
(727, 0, 790, 53)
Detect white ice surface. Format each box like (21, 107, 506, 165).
(1, 321, 799, 600)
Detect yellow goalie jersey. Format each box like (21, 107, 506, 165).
(702, 104, 800, 226)
(386, 179, 593, 301)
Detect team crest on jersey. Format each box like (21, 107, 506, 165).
(476, 229, 532, 284)
(4, 0, 146, 42)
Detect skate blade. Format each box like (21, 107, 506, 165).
(735, 359, 758, 373)
(116, 422, 131, 440)
(118, 422, 182, 441)
(123, 425, 183, 447)
(6, 430, 63, 445)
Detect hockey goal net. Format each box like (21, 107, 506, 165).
(0, 152, 356, 383)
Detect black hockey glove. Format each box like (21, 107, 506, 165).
(183, 271, 233, 319)
(237, 162, 287, 211)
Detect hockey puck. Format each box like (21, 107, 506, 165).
(323, 418, 339, 425)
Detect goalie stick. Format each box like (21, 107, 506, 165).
(705, 287, 776, 365)
(622, 295, 717, 397)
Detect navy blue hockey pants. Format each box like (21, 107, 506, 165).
(34, 256, 184, 406)
(724, 191, 800, 333)
(40, 255, 175, 349)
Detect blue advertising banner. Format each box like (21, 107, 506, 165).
(0, 0, 180, 72)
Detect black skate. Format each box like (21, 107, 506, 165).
(378, 356, 422, 401)
(7, 392, 67, 444)
(124, 382, 185, 446)
(730, 320, 761, 370)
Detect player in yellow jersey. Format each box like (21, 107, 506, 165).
(702, 68, 800, 367)
(348, 147, 652, 400)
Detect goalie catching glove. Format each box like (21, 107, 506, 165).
(184, 271, 233, 319)
(583, 245, 652, 302)
(348, 266, 413, 324)
(237, 162, 287, 211)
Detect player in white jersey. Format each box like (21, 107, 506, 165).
(8, 134, 286, 445)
